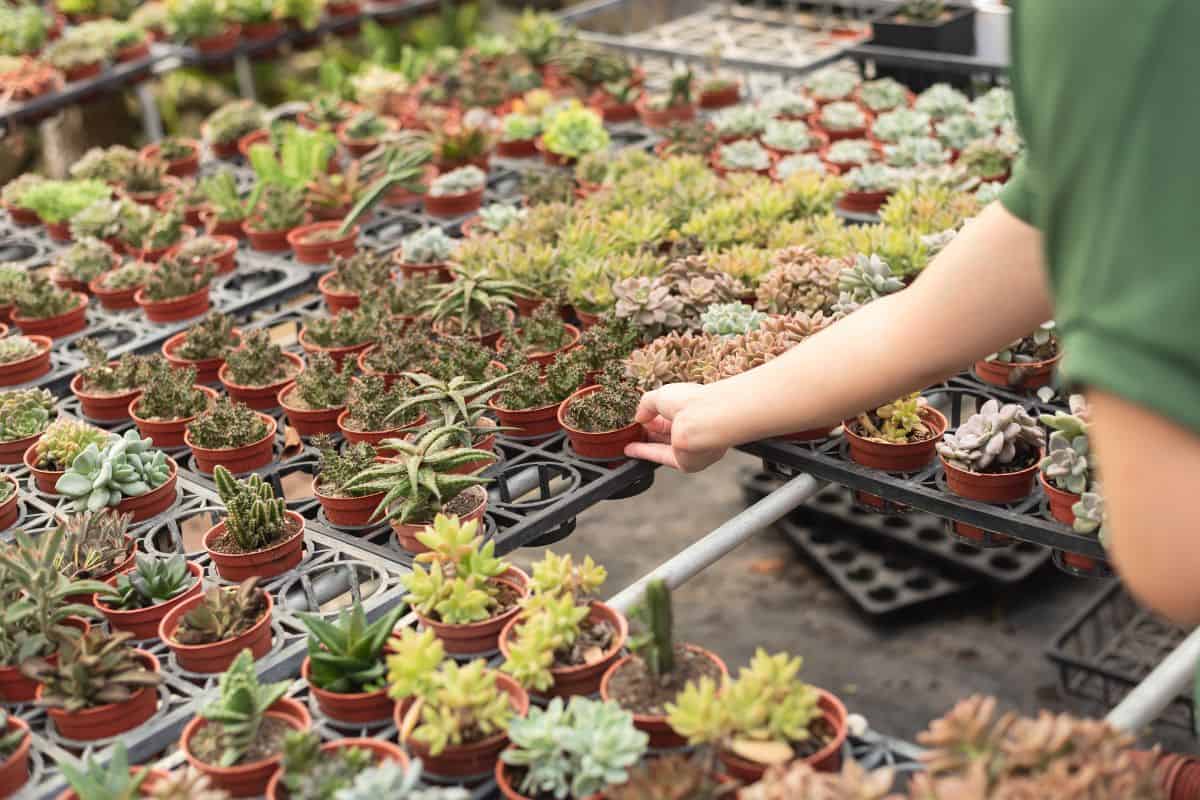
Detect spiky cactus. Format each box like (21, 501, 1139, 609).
(213, 466, 287, 551)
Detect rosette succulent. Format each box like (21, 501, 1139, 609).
(542, 106, 610, 160)
(717, 140, 771, 172)
(761, 120, 818, 153)
(914, 83, 970, 120)
(824, 138, 877, 166)
(711, 106, 770, 139)
(774, 153, 827, 180)
(871, 108, 932, 144)
(758, 88, 816, 119)
(858, 77, 908, 112)
(937, 399, 1042, 473)
(818, 101, 867, 132)
(831, 253, 904, 316)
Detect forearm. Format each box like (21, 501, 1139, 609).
(677, 202, 1053, 450)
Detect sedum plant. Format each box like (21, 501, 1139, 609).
(502, 697, 648, 800)
(173, 578, 268, 645)
(0, 335, 44, 366)
(855, 393, 931, 445)
(22, 629, 161, 712)
(0, 388, 55, 442)
(542, 106, 610, 160)
(831, 253, 904, 316)
(1040, 395, 1095, 495)
(914, 82, 970, 120)
(56, 238, 114, 283)
(214, 466, 289, 552)
(404, 514, 508, 625)
(195, 649, 291, 767)
(818, 101, 867, 132)
(291, 352, 350, 410)
(187, 397, 268, 449)
(858, 77, 908, 112)
(937, 399, 1041, 473)
(700, 302, 767, 337)
(177, 312, 238, 361)
(35, 418, 111, 470)
(55, 430, 172, 513)
(298, 602, 406, 695)
(711, 106, 770, 139)
(110, 553, 196, 610)
(757, 88, 815, 119)
(871, 107, 931, 144)
(716, 140, 771, 172)
(225, 329, 294, 387)
(844, 163, 902, 193)
(428, 166, 486, 198)
(1073, 488, 1106, 537)
(761, 120, 818, 153)
(136, 361, 208, 420)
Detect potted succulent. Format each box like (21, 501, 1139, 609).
(141, 136, 203, 177)
(219, 329, 304, 410)
(711, 140, 774, 178)
(160, 579, 274, 673)
(0, 334, 53, 386)
(69, 198, 125, 244)
(54, 430, 177, 522)
(227, 0, 283, 42)
(822, 138, 880, 173)
(761, 120, 826, 156)
(71, 146, 140, 184)
(185, 396, 277, 474)
(180, 650, 304, 796)
(883, 137, 950, 169)
(405, 514, 528, 655)
(202, 101, 268, 160)
(758, 88, 817, 121)
(24, 629, 161, 741)
(914, 82, 971, 121)
(135, 253, 214, 322)
(344, 425, 494, 551)
(838, 164, 901, 214)
(423, 166, 487, 218)
(870, 107, 932, 145)
(298, 601, 406, 725)
(0, 56, 62, 108)
(975, 321, 1061, 390)
(431, 117, 495, 174)
(59, 743, 172, 799)
(636, 70, 696, 129)
(497, 696, 647, 800)
(774, 153, 829, 181)
(804, 69, 858, 105)
(0, 475, 16, 531)
(163, 312, 240, 383)
(669, 649, 848, 782)
(320, 251, 394, 312)
(264, 729, 412, 799)
(1037, 398, 1098, 566)
(466, 203, 527, 239)
(52, 237, 116, 293)
(173, 234, 239, 275)
(425, 267, 526, 346)
(305, 162, 370, 222)
(558, 365, 645, 462)
(54, 511, 140, 595)
(244, 185, 308, 253)
(698, 69, 740, 111)
(95, 553, 204, 639)
(123, 202, 194, 262)
(311, 437, 384, 527)
(12, 274, 88, 338)
(336, 375, 422, 449)
(0, 388, 55, 464)
(1, 174, 46, 225)
(167, 0, 242, 55)
(279, 353, 351, 436)
(299, 307, 380, 367)
(500, 551, 627, 699)
(204, 466, 304, 580)
(337, 110, 398, 158)
(601, 580, 727, 748)
(392, 227, 455, 283)
(24, 418, 110, 494)
(392, 373, 505, 464)
(538, 106, 610, 167)
(959, 138, 1015, 182)
(845, 391, 947, 479)
(497, 113, 542, 158)
(19, 178, 110, 242)
(935, 114, 989, 155)
(90, 261, 152, 311)
(0, 710, 30, 797)
(44, 36, 105, 83)
(297, 94, 357, 131)
(287, 221, 362, 266)
(489, 360, 583, 440)
(200, 171, 255, 236)
(357, 323, 435, 386)
(711, 106, 770, 143)
(387, 628, 528, 781)
(811, 101, 871, 141)
(130, 361, 215, 447)
(69, 339, 153, 421)
(497, 303, 581, 368)
(855, 77, 912, 113)
(121, 158, 176, 207)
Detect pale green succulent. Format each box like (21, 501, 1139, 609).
(935, 114, 990, 151)
(717, 140, 771, 171)
(501, 113, 540, 142)
(700, 302, 767, 337)
(844, 163, 901, 193)
(477, 204, 526, 234)
(825, 138, 876, 166)
(818, 101, 867, 132)
(775, 153, 827, 180)
(542, 106, 609, 159)
(757, 88, 815, 119)
(831, 253, 904, 316)
(972, 86, 1015, 129)
(761, 120, 818, 153)
(55, 431, 172, 513)
(914, 83, 970, 120)
(429, 166, 486, 197)
(871, 108, 932, 144)
(803, 69, 858, 102)
(400, 227, 455, 264)
(858, 77, 908, 112)
(711, 106, 770, 139)
(1072, 488, 1105, 536)
(884, 137, 949, 168)
(1040, 396, 1095, 495)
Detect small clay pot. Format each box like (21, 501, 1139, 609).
(391, 485, 487, 553)
(96, 560, 204, 639)
(160, 589, 274, 674)
(41, 650, 160, 741)
(317, 271, 361, 313)
(301, 659, 397, 726)
(241, 19, 284, 41)
(13, 292, 88, 338)
(163, 328, 241, 385)
(286, 221, 360, 266)
(0, 474, 19, 531)
(278, 383, 344, 438)
(297, 327, 370, 369)
(392, 254, 452, 282)
(559, 385, 646, 462)
(336, 408, 424, 451)
(70, 371, 142, 422)
(185, 412, 277, 475)
(494, 761, 605, 800)
(181, 710, 303, 797)
(0, 430, 41, 466)
(0, 715, 30, 797)
(63, 61, 102, 83)
(200, 210, 246, 237)
(219, 351, 304, 410)
(169, 235, 237, 274)
(141, 140, 201, 177)
(974, 351, 1063, 391)
(717, 688, 849, 782)
(242, 218, 299, 253)
(488, 397, 562, 441)
(1040, 473, 1080, 527)
(498, 601, 628, 699)
(534, 137, 575, 167)
(699, 81, 741, 110)
(844, 407, 948, 472)
(423, 187, 485, 218)
(115, 458, 179, 523)
(131, 386, 216, 448)
(3, 203, 39, 226)
(636, 98, 697, 129)
(134, 283, 211, 323)
(89, 271, 145, 310)
(265, 738, 406, 799)
(496, 324, 580, 369)
(191, 24, 242, 55)
(0, 334, 51, 385)
(417, 577, 527, 656)
(43, 220, 72, 243)
(942, 453, 1041, 505)
(837, 188, 893, 215)
(496, 137, 539, 159)
(0, 617, 89, 702)
(203, 511, 306, 581)
(23, 442, 65, 495)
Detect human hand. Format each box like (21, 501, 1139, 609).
(624, 383, 728, 472)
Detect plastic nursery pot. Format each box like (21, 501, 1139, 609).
(558, 385, 646, 463)
(336, 409, 425, 451)
(496, 324, 581, 370)
(312, 457, 387, 527)
(95, 560, 204, 639)
(185, 412, 277, 475)
(395, 671, 529, 781)
(635, 98, 697, 129)
(277, 384, 343, 438)
(0, 334, 52, 386)
(70, 372, 143, 422)
(496, 137, 539, 159)
(423, 186, 485, 219)
(264, 738, 407, 800)
(599, 648, 728, 747)
(1039, 472, 1080, 528)
(391, 253, 452, 283)
(134, 283, 211, 323)
(191, 23, 242, 55)
(494, 761, 604, 800)
(0, 617, 90, 702)
(204, 510, 306, 582)
(417, 577, 528, 656)
(39, 650, 160, 741)
(200, 210, 246, 237)
(88, 272, 144, 311)
(297, 327, 370, 369)
(843, 407, 948, 472)
(51, 269, 92, 295)
(12, 292, 88, 338)
(974, 351, 1063, 391)
(2, 203, 39, 226)
(160, 589, 274, 674)
(0, 430, 41, 466)
(0, 715, 30, 797)
(169, 235, 238, 275)
(699, 81, 741, 110)
(317, 271, 361, 313)
(488, 397, 563, 442)
(55, 769, 171, 800)
(163, 328, 241, 385)
(837, 188, 894, 215)
(181, 710, 303, 798)
(241, 218, 298, 253)
(131, 386, 217, 448)
(113, 457, 178, 523)
(23, 442, 65, 495)
(286, 221, 360, 266)
(941, 452, 1042, 505)
(140, 140, 201, 177)
(0, 475, 18, 531)
(717, 688, 849, 783)
(392, 485, 488, 554)
(219, 351, 304, 410)
(300, 658, 397, 726)
(498, 601, 629, 699)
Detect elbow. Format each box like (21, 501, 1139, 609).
(1111, 523, 1200, 626)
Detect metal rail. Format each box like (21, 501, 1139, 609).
(1107, 626, 1200, 733)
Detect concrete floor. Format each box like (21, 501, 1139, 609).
(510, 452, 1194, 750)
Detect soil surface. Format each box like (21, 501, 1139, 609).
(191, 715, 292, 766)
(977, 445, 1040, 475)
(554, 618, 615, 669)
(851, 418, 935, 444)
(443, 488, 483, 518)
(282, 386, 339, 412)
(607, 647, 725, 715)
(213, 514, 303, 556)
(79, 381, 138, 397)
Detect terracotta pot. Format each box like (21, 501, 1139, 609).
(161, 589, 274, 674)
(41, 650, 159, 741)
(51, 269, 91, 294)
(418, 577, 527, 656)
(96, 560, 204, 639)
(13, 292, 87, 338)
(392, 485, 487, 553)
(265, 738, 406, 799)
(301, 658, 396, 726)
(838, 188, 893, 215)
(163, 328, 240, 384)
(496, 324, 580, 370)
(558, 385, 646, 462)
(43, 220, 72, 243)
(0, 475, 18, 531)
(317, 271, 361, 313)
(1040, 473, 1079, 527)
(699, 82, 741, 110)
(182, 711, 302, 797)
(278, 383, 344, 440)
(55, 769, 170, 800)
(3, 203, 39, 226)
(185, 412, 277, 475)
(89, 271, 144, 310)
(204, 511, 306, 581)
(297, 328, 370, 369)
(135, 283, 211, 323)
(974, 352, 1063, 391)
(64, 61, 102, 83)
(0, 715, 30, 797)
(782, 425, 838, 442)
(191, 24, 242, 55)
(115, 458, 179, 522)
(207, 137, 241, 160)
(636, 98, 697, 129)
(0, 431, 41, 466)
(169, 235, 237, 274)
(808, 113, 873, 144)
(424, 187, 485, 218)
(70, 372, 142, 422)
(496, 138, 539, 159)
(242, 219, 298, 253)
(200, 210, 246, 237)
(718, 688, 849, 782)
(488, 397, 562, 441)
(0, 334, 51, 385)
(313, 462, 386, 527)
(287, 222, 360, 266)
(141, 140, 201, 177)
(498, 601, 628, 699)
(336, 408, 424, 451)
(241, 19, 283, 41)
(219, 352, 303, 410)
(844, 407, 947, 472)
(494, 761, 604, 800)
(23, 443, 65, 495)
(710, 148, 776, 179)
(942, 453, 1041, 505)
(392, 256, 452, 283)
(534, 137, 575, 167)
(326, 1, 361, 15)
(396, 671, 528, 781)
(0, 617, 89, 702)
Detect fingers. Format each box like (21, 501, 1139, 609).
(634, 390, 663, 424)
(643, 415, 672, 438)
(624, 441, 681, 469)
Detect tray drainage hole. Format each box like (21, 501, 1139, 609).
(816, 492, 842, 505)
(1014, 541, 1042, 553)
(989, 554, 1020, 572)
(829, 548, 855, 564)
(0, 240, 36, 261)
(868, 586, 897, 603)
(809, 530, 836, 545)
(904, 576, 935, 591)
(847, 566, 875, 582)
(917, 527, 945, 542)
(882, 516, 911, 530)
(882, 557, 913, 572)
(953, 542, 982, 556)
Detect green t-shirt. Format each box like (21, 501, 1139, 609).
(1000, 0, 1200, 433)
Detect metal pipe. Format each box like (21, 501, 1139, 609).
(607, 473, 822, 613)
(1106, 626, 1200, 732)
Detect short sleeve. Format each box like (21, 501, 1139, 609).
(998, 156, 1036, 225)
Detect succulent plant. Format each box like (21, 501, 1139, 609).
(303, 307, 381, 349)
(187, 397, 269, 450)
(254, 184, 307, 232)
(871, 107, 932, 144)
(142, 252, 213, 302)
(277, 730, 377, 800)
(422, 267, 527, 338)
(844, 163, 902, 193)
(542, 106, 610, 160)
(707, 313, 828, 381)
(959, 138, 1015, 179)
(757, 88, 815, 119)
(761, 120, 818, 153)
(644, 69, 693, 111)
(987, 320, 1058, 364)
(56, 238, 115, 283)
(16, 273, 82, 319)
(858, 77, 909, 112)
(34, 418, 111, 470)
(477, 204, 526, 235)
(824, 138, 877, 166)
(717, 140, 771, 172)
(657, 120, 721, 159)
(148, 767, 232, 800)
(399, 227, 455, 265)
(699, 302, 767, 337)
(972, 86, 1015, 129)
(389, 372, 505, 443)
(502, 697, 648, 799)
(328, 251, 392, 294)
(429, 166, 486, 198)
(0, 335, 43, 365)
(494, 359, 583, 412)
(1040, 396, 1095, 495)
(56, 430, 172, 513)
(136, 360, 207, 421)
(855, 393, 931, 445)
(122, 157, 170, 196)
(818, 101, 867, 132)
(624, 330, 718, 391)
(342, 375, 416, 432)
(0, 387, 54, 442)
(404, 514, 508, 625)
(914, 82, 970, 120)
(711, 106, 770, 139)
(61, 744, 155, 800)
(313, 437, 376, 498)
(1073, 488, 1106, 536)
(203, 100, 267, 146)
(224, 329, 293, 387)
(175, 580, 267, 649)
(70, 199, 126, 241)
(937, 399, 1041, 473)
(298, 602, 406, 694)
(607, 753, 736, 800)
(111, 553, 196, 610)
(562, 366, 640, 434)
(22, 629, 160, 712)
(288, 352, 349, 411)
(615, 258, 740, 336)
(214, 466, 289, 552)
(201, 171, 254, 223)
(176, 312, 237, 361)
(501, 113, 541, 143)
(194, 649, 291, 767)
(935, 114, 989, 151)
(742, 760, 893, 800)
(884, 136, 950, 168)
(803, 70, 858, 102)
(754, 247, 845, 316)
(831, 253, 904, 316)
(77, 338, 155, 394)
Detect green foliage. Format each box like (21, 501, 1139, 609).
(34, 418, 110, 470)
(197, 649, 292, 767)
(712, 106, 769, 139)
(503, 696, 648, 799)
(831, 253, 904, 316)
(422, 267, 527, 338)
(628, 579, 675, 676)
(914, 82, 969, 120)
(339, 136, 433, 235)
(0, 387, 54, 442)
(44, 35, 104, 70)
(292, 352, 350, 410)
(513, 9, 562, 66)
(959, 139, 1013, 179)
(361, 325, 427, 376)
(57, 509, 132, 580)
(542, 106, 610, 160)
(99, 262, 151, 291)
(142, 252, 213, 301)
(501, 113, 540, 143)
(136, 361, 207, 421)
(225, 329, 292, 387)
(858, 77, 909, 112)
(494, 359, 583, 412)
(856, 392, 931, 445)
(303, 307, 380, 348)
(71, 199, 127, 241)
(0, 335, 43, 365)
(343, 375, 415, 432)
(253, 184, 307, 232)
(0, 709, 25, 761)
(249, 123, 336, 192)
(389, 372, 505, 442)
(0, 4, 48, 56)
(174, 579, 268, 646)
(404, 514, 507, 625)
(55, 430, 172, 513)
(871, 108, 931, 144)
(279, 730, 376, 800)
(298, 602, 406, 694)
(61, 743, 152, 800)
(478, 204, 526, 234)
(329, 251, 392, 293)
(22, 629, 160, 712)
(57, 238, 114, 282)
(818, 101, 867, 132)
(78, 338, 155, 393)
(385, 627, 444, 701)
(122, 158, 170, 195)
(177, 312, 237, 361)
(804, 69, 858, 102)
(186, 396, 268, 449)
(16, 274, 81, 319)
(111, 553, 195, 610)
(204, 100, 267, 146)
(314, 436, 376, 497)
(200, 171, 255, 222)
(214, 466, 288, 551)
(226, 0, 277, 24)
